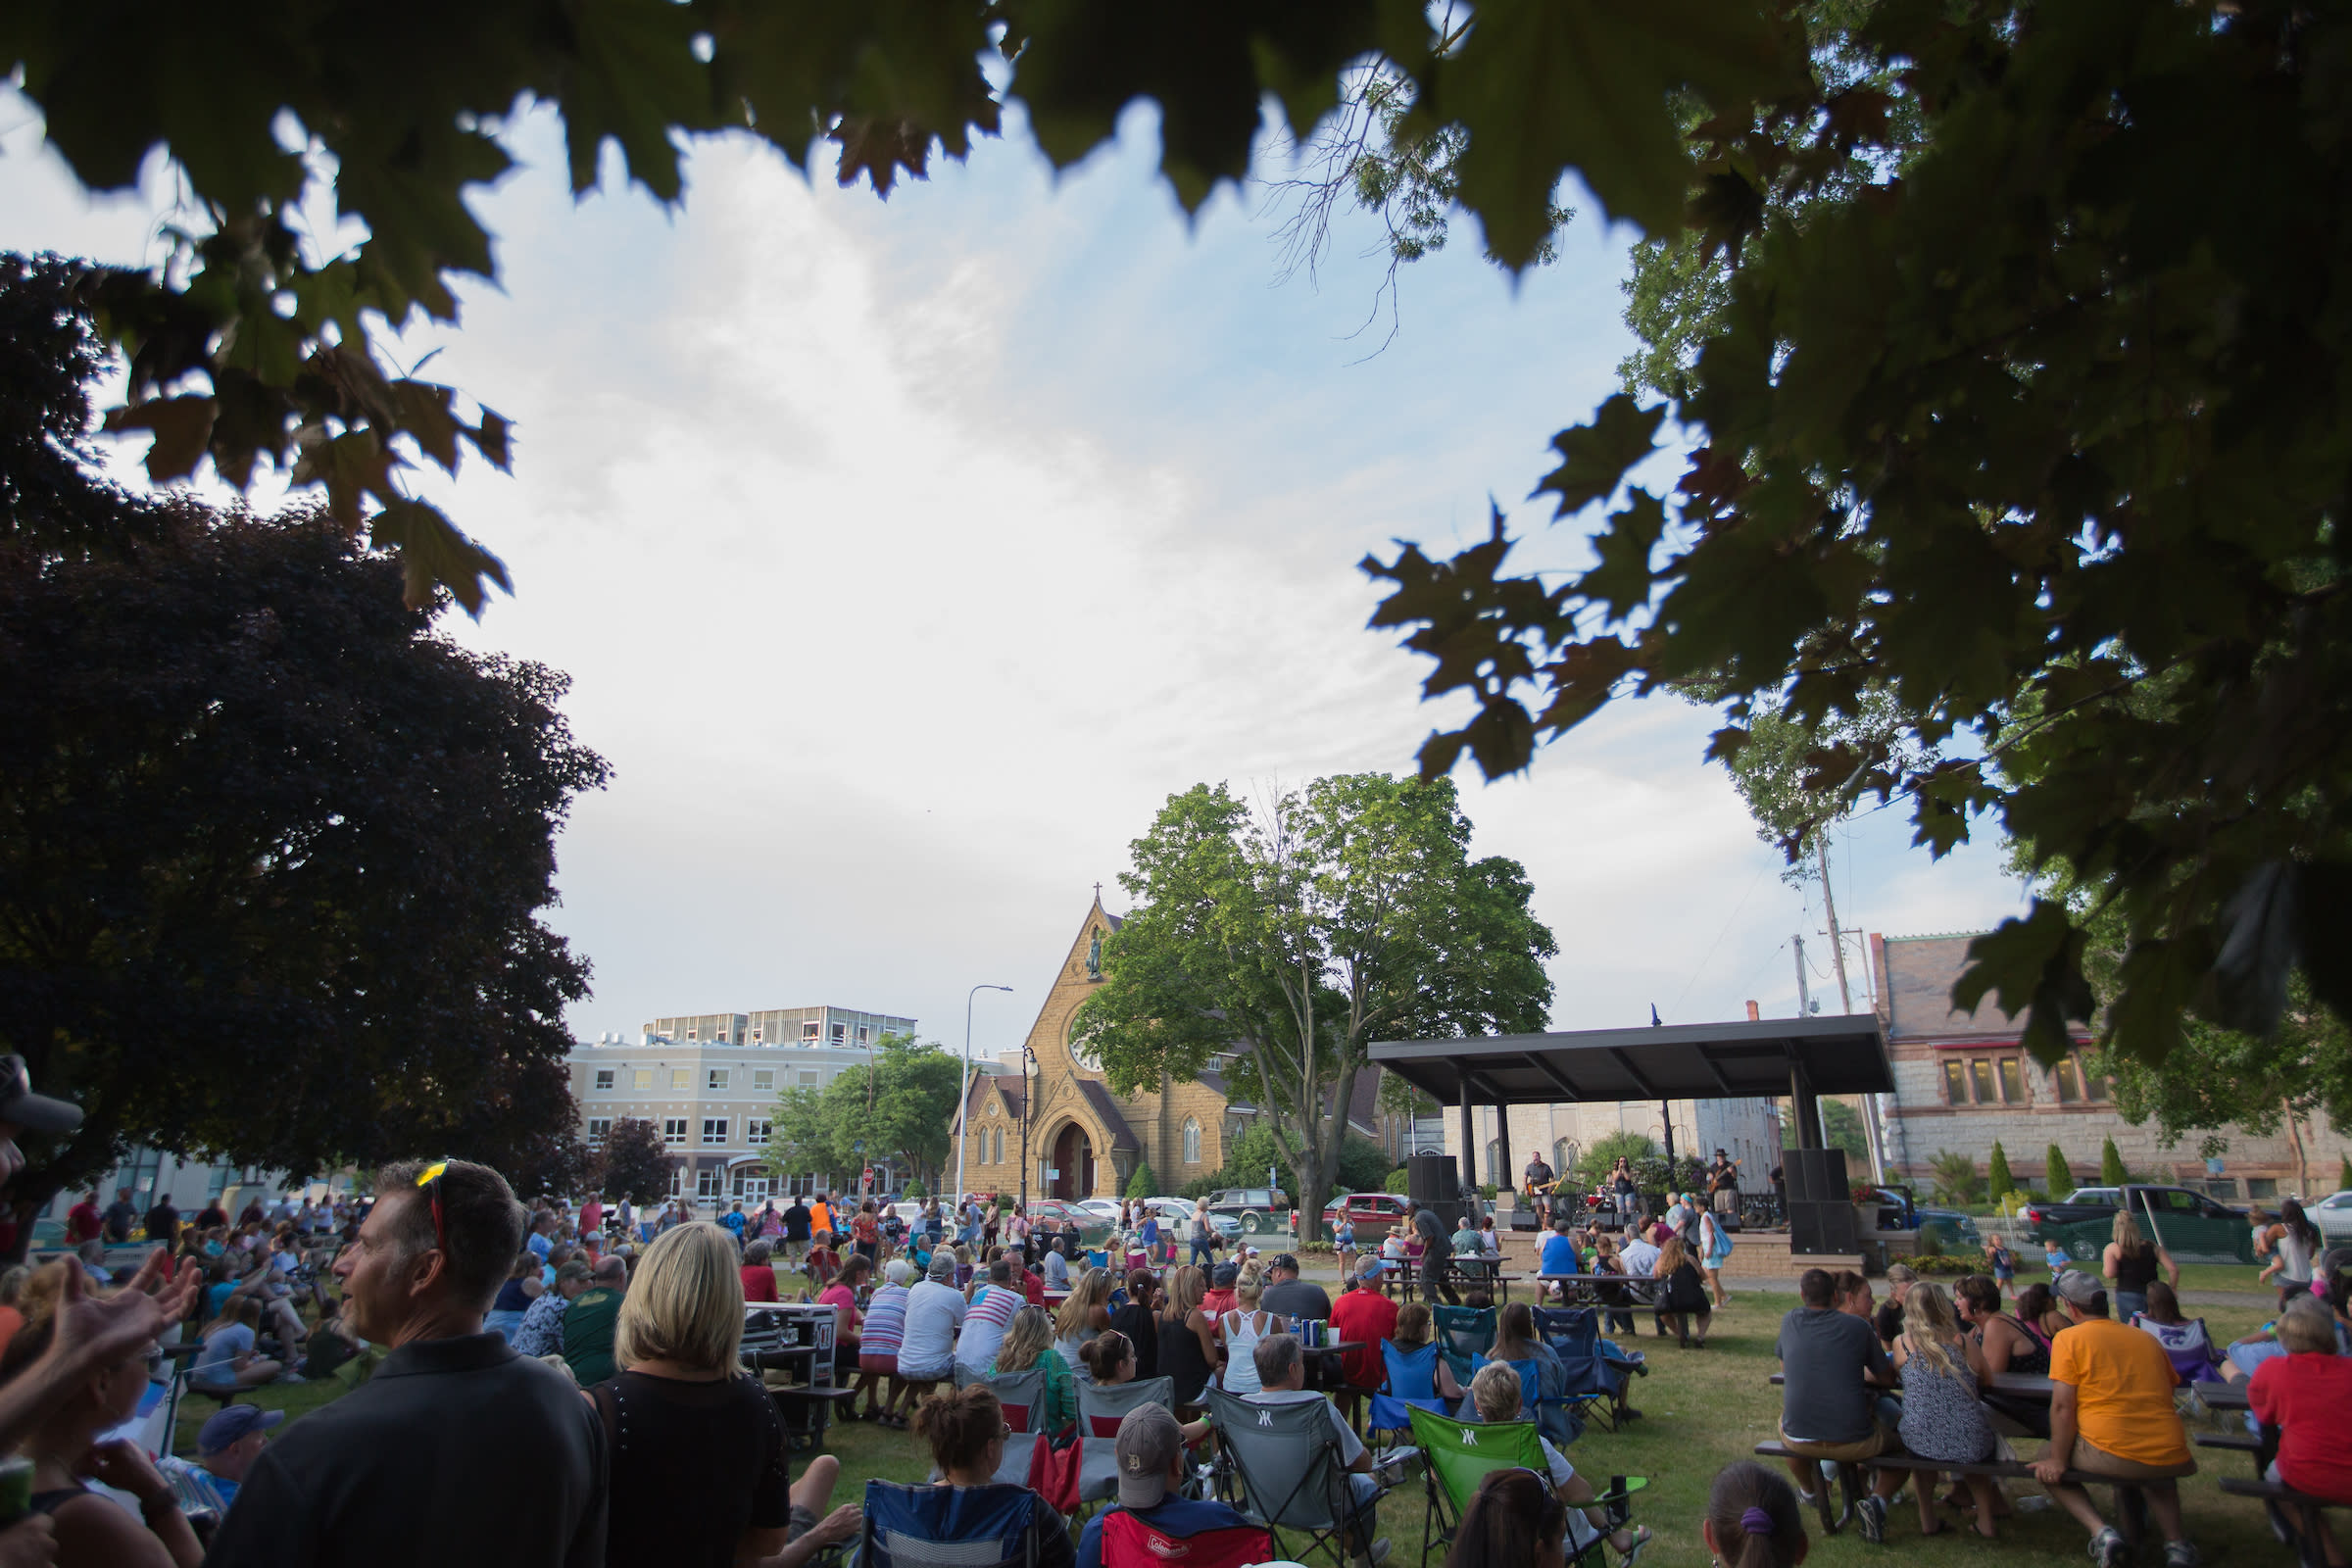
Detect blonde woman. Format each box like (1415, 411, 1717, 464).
(1652, 1236, 1711, 1348)
(1890, 1281, 1999, 1538)
(1158, 1265, 1218, 1407)
(2102, 1209, 2178, 1321)
(988, 1304, 1077, 1433)
(1052, 1265, 1113, 1373)
(1215, 1264, 1288, 1396)
(589, 1221, 857, 1568)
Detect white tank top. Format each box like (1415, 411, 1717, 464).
(1221, 1308, 1276, 1395)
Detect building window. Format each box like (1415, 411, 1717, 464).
(802, 1022, 819, 1041)
(831, 1023, 847, 1043)
(703, 1118, 728, 1146)
(594, 1069, 615, 1091)
(632, 1070, 653, 1091)
(1183, 1119, 1201, 1164)
(587, 1118, 612, 1144)
(858, 1025, 870, 1044)
(662, 1118, 687, 1146)
(1485, 1139, 1506, 1190)
(696, 1168, 720, 1199)
(754, 1069, 774, 1092)
(751, 1026, 763, 1043)
(1997, 1058, 2026, 1104)
(670, 1069, 691, 1092)
(707, 1068, 729, 1092)
(993, 1129, 1004, 1164)
(2248, 1177, 2278, 1200)
(1968, 1059, 1997, 1103)
(670, 1166, 686, 1196)
(746, 1119, 770, 1146)
(799, 1070, 819, 1087)
(1941, 1061, 1968, 1104)
(1554, 1140, 1577, 1179)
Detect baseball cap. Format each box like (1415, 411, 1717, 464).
(0, 1055, 80, 1136)
(927, 1252, 956, 1281)
(886, 1258, 914, 1285)
(1268, 1253, 1298, 1273)
(198, 1403, 283, 1454)
(2053, 1268, 2103, 1307)
(1211, 1261, 1239, 1287)
(1113, 1402, 1185, 1507)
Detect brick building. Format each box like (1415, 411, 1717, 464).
(1873, 932, 2348, 1200)
(954, 894, 1389, 1203)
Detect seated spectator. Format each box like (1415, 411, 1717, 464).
(1485, 1302, 1569, 1438)
(514, 1259, 592, 1363)
(1699, 1461, 1807, 1568)
(1055, 1266, 1114, 1374)
(739, 1241, 779, 1304)
(1106, 1270, 1159, 1382)
(1260, 1253, 1330, 1323)
(1831, 1270, 1873, 1322)
(590, 1220, 858, 1568)
(911, 1385, 1076, 1568)
(1446, 1465, 1566, 1568)
(1158, 1266, 1218, 1410)
(1201, 1261, 1239, 1321)
(564, 1254, 631, 1386)
(989, 1304, 1078, 1433)
(1215, 1266, 1285, 1396)
(1329, 1258, 1399, 1396)
(1042, 1238, 1071, 1292)
(297, 1295, 366, 1381)
(1391, 1300, 1466, 1402)
(1466, 1361, 1649, 1558)
(1076, 1402, 1261, 1568)
(2017, 1280, 2069, 1346)
(806, 1233, 840, 1291)
(1871, 1263, 1918, 1348)
(1539, 1219, 1580, 1303)
(1244, 1334, 1390, 1565)
(1653, 1236, 1712, 1349)
(1774, 1267, 1900, 1539)
(1889, 1281, 1999, 1538)
(2132, 1282, 2222, 1384)
(193, 1159, 609, 1568)
(0, 1307, 203, 1567)
(2030, 1269, 2197, 1568)
(191, 1298, 283, 1392)
(159, 1402, 282, 1522)
(1078, 1328, 1136, 1387)
(1617, 1230, 1663, 1337)
(2247, 1298, 2352, 1564)
(1590, 1235, 1637, 1337)
(0, 1265, 27, 1363)
(1953, 1272, 2051, 1438)
(897, 1252, 967, 1406)
(820, 1254, 874, 1415)
(2225, 1251, 2352, 1382)
(487, 1252, 538, 1344)
(957, 1257, 1024, 1371)
(1450, 1214, 1486, 1280)
(860, 1259, 913, 1429)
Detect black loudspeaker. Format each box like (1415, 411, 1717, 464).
(1507, 1210, 1540, 1231)
(1784, 1149, 1851, 1204)
(1788, 1200, 1858, 1255)
(1414, 1198, 1468, 1237)
(1407, 1155, 1457, 1204)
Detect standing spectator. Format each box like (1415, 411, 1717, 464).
(2103, 1210, 2178, 1321)
(719, 1200, 748, 1250)
(159, 1403, 281, 1522)
(102, 1187, 139, 1243)
(524, 1211, 557, 1264)
(739, 1241, 779, 1304)
(1409, 1200, 1458, 1306)
(2247, 1298, 2352, 1563)
(564, 1254, 632, 1387)
(1327, 1259, 1398, 1395)
(1243, 1335, 1391, 1564)
(204, 1158, 608, 1568)
(849, 1200, 879, 1268)
(861, 1259, 914, 1428)
(577, 1194, 603, 1237)
(2042, 1233, 2073, 1279)
(143, 1193, 178, 1245)
(1890, 1281, 2000, 1538)
(1983, 1235, 2016, 1298)
(590, 1221, 858, 1568)
(1107, 1270, 1160, 1383)
(1137, 1206, 1162, 1269)
(956, 1257, 1023, 1371)
(1697, 1462, 1807, 1568)
(1075, 1403, 1261, 1568)
(910, 1386, 1076, 1568)
(2261, 1198, 2323, 1310)
(1774, 1267, 1899, 1538)
(897, 1252, 967, 1405)
(1190, 1200, 1219, 1269)
(233, 1194, 265, 1230)
(1259, 1253, 1330, 1323)
(782, 1195, 811, 1261)
(2030, 1269, 2198, 1568)
(515, 1260, 593, 1359)
(1610, 1157, 1640, 1230)
(64, 1191, 101, 1246)
(1696, 1203, 1734, 1309)
(195, 1197, 229, 1233)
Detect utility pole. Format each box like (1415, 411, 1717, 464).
(1814, 835, 1887, 1184)
(1792, 935, 1812, 1015)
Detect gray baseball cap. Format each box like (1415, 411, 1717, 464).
(2053, 1268, 2103, 1307)
(1114, 1402, 1185, 1507)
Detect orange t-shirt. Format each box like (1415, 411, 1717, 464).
(809, 1202, 833, 1239)
(2050, 1316, 2189, 1467)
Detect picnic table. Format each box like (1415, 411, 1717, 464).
(1535, 1273, 1656, 1304)
(1393, 1260, 1512, 1304)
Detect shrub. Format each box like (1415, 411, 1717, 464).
(2341, 1152, 2352, 1191)
(2099, 1137, 2128, 1187)
(2045, 1144, 2074, 1196)
(1909, 1253, 1979, 1276)
(1385, 1167, 1409, 1195)
(1986, 1143, 2015, 1202)
(1916, 1225, 1946, 1257)
(1928, 1150, 1983, 1206)
(1296, 1242, 1336, 1255)
(903, 1179, 925, 1199)
(1125, 1163, 1158, 1200)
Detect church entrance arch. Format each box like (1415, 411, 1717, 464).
(1051, 1121, 1096, 1200)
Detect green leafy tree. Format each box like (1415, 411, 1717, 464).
(1384, 1167, 1409, 1196)
(2341, 1155, 2351, 1193)
(1779, 1099, 1871, 1171)
(1573, 1133, 1661, 1193)
(2046, 1146, 2075, 1198)
(601, 1119, 676, 1208)
(1075, 774, 1554, 1242)
(2099, 1138, 2129, 1188)
(1125, 1163, 1158, 1201)
(761, 1035, 963, 1192)
(1986, 1143, 2016, 1203)
(1927, 1151, 1982, 1208)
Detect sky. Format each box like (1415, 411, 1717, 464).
(0, 91, 2033, 1067)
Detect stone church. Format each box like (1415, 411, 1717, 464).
(954, 893, 1385, 1201)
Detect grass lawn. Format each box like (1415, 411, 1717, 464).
(180, 1287, 2287, 1567)
(2000, 1257, 2281, 1299)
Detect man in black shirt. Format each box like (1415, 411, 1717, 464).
(1258, 1253, 1331, 1322)
(206, 1158, 607, 1568)
(1405, 1200, 1457, 1306)
(144, 1193, 178, 1243)
(782, 1196, 812, 1260)
(102, 1186, 139, 1243)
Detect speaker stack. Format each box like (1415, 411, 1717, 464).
(1404, 1154, 1469, 1235)
(1785, 1148, 1857, 1254)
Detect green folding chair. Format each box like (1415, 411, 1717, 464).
(1406, 1406, 1643, 1568)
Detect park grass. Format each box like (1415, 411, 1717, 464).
(178, 1285, 2287, 1567)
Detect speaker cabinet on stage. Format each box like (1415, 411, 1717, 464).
(1407, 1155, 1457, 1204)
(1783, 1149, 1850, 1204)
(1788, 1200, 1858, 1255)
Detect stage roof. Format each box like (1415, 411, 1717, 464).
(1368, 1014, 1893, 1106)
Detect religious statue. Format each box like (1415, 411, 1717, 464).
(1087, 926, 1103, 979)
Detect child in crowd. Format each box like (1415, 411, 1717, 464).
(806, 1232, 840, 1292)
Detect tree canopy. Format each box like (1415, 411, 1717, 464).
(1074, 773, 1554, 1240)
(0, 257, 611, 1217)
(763, 1033, 964, 1193)
(600, 1117, 676, 1208)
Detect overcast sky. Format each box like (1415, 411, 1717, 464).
(1, 93, 2031, 1065)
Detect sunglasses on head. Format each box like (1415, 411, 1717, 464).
(416, 1161, 453, 1252)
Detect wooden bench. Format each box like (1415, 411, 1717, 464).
(1753, 1440, 2159, 1544)
(2219, 1477, 2346, 1568)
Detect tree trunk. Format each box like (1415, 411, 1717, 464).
(2283, 1099, 2311, 1198)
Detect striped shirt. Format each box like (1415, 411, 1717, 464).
(862, 1284, 910, 1357)
(956, 1284, 1022, 1368)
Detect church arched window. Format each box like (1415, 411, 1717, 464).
(1485, 1139, 1504, 1189)
(1555, 1140, 1577, 1180)
(1183, 1119, 1200, 1165)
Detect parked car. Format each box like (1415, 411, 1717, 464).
(2313, 1190, 2352, 1245)
(1025, 1199, 1116, 1249)
(2015, 1183, 2253, 1264)
(1852, 1184, 1981, 1250)
(1144, 1196, 1241, 1241)
(1321, 1192, 1411, 1234)
(1072, 1198, 1123, 1222)
(1205, 1187, 1293, 1237)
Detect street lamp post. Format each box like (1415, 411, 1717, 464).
(954, 984, 1013, 1221)
(1016, 1041, 1038, 1218)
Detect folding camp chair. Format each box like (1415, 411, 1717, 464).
(858, 1479, 1045, 1568)
(1406, 1406, 1636, 1568)
(1205, 1387, 1396, 1568)
(1096, 1502, 1270, 1568)
(952, 1365, 1047, 1486)
(1432, 1304, 1495, 1395)
(1367, 1341, 1449, 1441)
(1077, 1375, 1177, 1503)
(1466, 1353, 1580, 1447)
(1535, 1306, 1640, 1433)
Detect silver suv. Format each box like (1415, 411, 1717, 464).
(1206, 1187, 1294, 1236)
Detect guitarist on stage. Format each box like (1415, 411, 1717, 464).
(1707, 1150, 1741, 1216)
(1522, 1152, 1556, 1223)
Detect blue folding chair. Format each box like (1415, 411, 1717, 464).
(1535, 1306, 1642, 1432)
(1367, 1341, 1451, 1440)
(858, 1480, 1046, 1568)
(1467, 1352, 1580, 1447)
